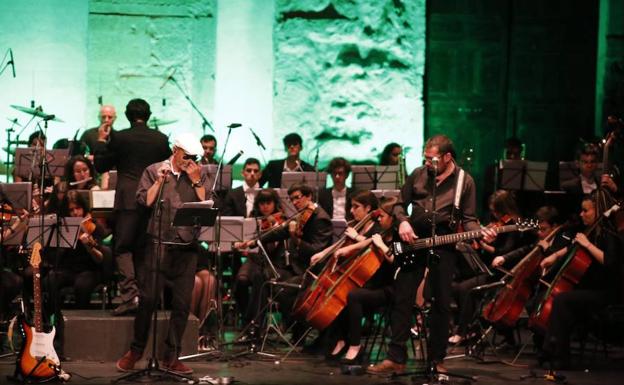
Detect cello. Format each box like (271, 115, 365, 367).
(291, 211, 377, 319)
(304, 231, 389, 330)
(529, 202, 620, 334)
(482, 225, 562, 328)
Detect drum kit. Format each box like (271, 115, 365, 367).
(3, 104, 179, 180)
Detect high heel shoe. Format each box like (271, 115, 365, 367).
(325, 343, 348, 362)
(340, 348, 365, 365)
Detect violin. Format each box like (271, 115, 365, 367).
(472, 214, 514, 250)
(260, 212, 285, 232)
(79, 215, 98, 248)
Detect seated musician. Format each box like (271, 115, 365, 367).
(378, 142, 402, 166)
(259, 133, 314, 188)
(319, 197, 401, 365)
(449, 190, 529, 345)
(64, 155, 101, 191)
(317, 157, 352, 220)
(536, 194, 623, 370)
(233, 189, 286, 328)
(0, 201, 29, 324)
(236, 182, 333, 332)
(44, 190, 113, 309)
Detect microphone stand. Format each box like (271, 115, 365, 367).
(165, 74, 214, 134)
(114, 172, 194, 383)
(394, 160, 475, 384)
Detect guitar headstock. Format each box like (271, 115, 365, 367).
(28, 242, 43, 268)
(517, 219, 538, 232)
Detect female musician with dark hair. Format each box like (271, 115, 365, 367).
(449, 190, 529, 345)
(379, 143, 402, 166)
(64, 155, 99, 190)
(234, 188, 285, 327)
(537, 194, 623, 369)
(324, 196, 396, 365)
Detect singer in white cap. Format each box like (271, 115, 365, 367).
(116, 132, 207, 375)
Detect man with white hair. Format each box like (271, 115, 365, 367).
(116, 132, 207, 375)
(81, 104, 117, 155)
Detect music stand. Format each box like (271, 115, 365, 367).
(498, 160, 548, 191)
(274, 188, 298, 217)
(14, 148, 69, 179)
(523, 161, 548, 191)
(331, 219, 348, 243)
(2, 217, 27, 246)
(371, 189, 401, 200)
(90, 190, 115, 218)
(558, 161, 604, 189)
(0, 182, 32, 211)
(280, 171, 327, 189)
(25, 215, 81, 249)
(352, 165, 400, 190)
(202, 164, 232, 191)
(198, 216, 255, 252)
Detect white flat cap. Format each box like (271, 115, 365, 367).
(173, 132, 203, 156)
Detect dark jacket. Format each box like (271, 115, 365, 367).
(222, 186, 247, 217)
(317, 187, 353, 220)
(260, 158, 314, 188)
(260, 205, 333, 275)
(93, 122, 171, 210)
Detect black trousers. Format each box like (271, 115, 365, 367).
(543, 289, 607, 362)
(113, 209, 148, 303)
(451, 273, 489, 336)
(388, 249, 456, 364)
(130, 240, 197, 357)
(334, 287, 389, 346)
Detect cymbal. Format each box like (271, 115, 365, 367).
(2, 147, 16, 156)
(7, 118, 23, 127)
(148, 117, 178, 127)
(7, 140, 29, 145)
(10, 104, 64, 122)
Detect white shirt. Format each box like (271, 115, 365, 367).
(243, 182, 259, 217)
(580, 175, 597, 194)
(283, 159, 303, 172)
(331, 187, 347, 219)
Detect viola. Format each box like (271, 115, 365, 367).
(482, 225, 562, 328)
(291, 211, 377, 320)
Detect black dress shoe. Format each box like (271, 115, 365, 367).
(112, 297, 139, 316)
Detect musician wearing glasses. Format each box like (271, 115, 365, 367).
(236, 183, 333, 333)
(368, 135, 497, 375)
(116, 133, 206, 375)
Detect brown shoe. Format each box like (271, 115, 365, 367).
(116, 350, 142, 372)
(366, 359, 406, 375)
(162, 357, 193, 375)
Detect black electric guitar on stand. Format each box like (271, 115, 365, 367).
(14, 242, 66, 382)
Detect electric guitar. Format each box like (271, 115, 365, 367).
(392, 220, 538, 269)
(16, 242, 62, 382)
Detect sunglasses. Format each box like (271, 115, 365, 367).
(182, 154, 198, 161)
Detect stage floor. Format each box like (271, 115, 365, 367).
(2, 341, 623, 385)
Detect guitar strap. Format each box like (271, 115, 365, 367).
(450, 167, 465, 231)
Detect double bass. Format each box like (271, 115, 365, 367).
(482, 225, 562, 328)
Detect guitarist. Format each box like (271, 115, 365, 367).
(368, 135, 496, 375)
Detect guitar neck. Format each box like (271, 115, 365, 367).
(33, 266, 43, 333)
(410, 224, 519, 251)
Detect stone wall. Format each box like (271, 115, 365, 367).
(273, 0, 426, 168)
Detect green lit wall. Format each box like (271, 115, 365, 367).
(0, 0, 425, 179)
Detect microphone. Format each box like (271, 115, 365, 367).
(9, 48, 15, 78)
(159, 67, 176, 89)
(227, 123, 242, 129)
(431, 156, 439, 167)
(249, 127, 266, 150)
(227, 150, 244, 165)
